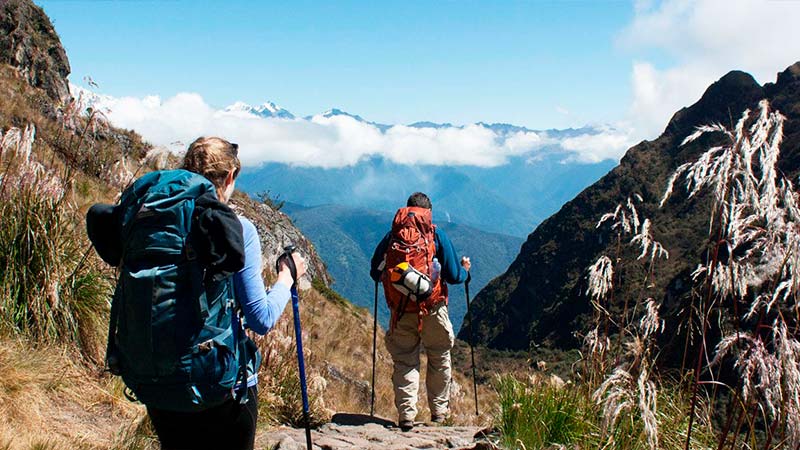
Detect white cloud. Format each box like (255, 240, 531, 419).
(80, 87, 630, 168)
(628, 61, 713, 138)
(560, 127, 639, 163)
(620, 0, 800, 139)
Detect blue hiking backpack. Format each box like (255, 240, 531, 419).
(106, 169, 248, 412)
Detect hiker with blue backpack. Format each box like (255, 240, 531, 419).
(87, 136, 306, 450)
(370, 192, 471, 431)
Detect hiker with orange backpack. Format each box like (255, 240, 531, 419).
(370, 192, 471, 431)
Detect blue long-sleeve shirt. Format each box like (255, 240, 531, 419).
(370, 226, 468, 285)
(234, 216, 291, 335)
(234, 216, 292, 387)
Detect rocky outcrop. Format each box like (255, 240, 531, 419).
(232, 191, 331, 289)
(461, 62, 800, 365)
(0, 0, 70, 105)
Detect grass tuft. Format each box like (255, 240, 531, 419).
(496, 374, 595, 448)
(0, 126, 111, 359)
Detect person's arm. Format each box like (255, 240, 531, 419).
(370, 232, 391, 281)
(436, 228, 468, 284)
(234, 217, 291, 335)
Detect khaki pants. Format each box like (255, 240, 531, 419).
(384, 302, 455, 422)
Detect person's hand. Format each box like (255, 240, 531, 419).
(277, 252, 307, 287)
(461, 256, 471, 271)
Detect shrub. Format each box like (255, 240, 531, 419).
(256, 190, 285, 211)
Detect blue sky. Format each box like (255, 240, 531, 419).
(39, 0, 638, 129)
(36, 1, 800, 167)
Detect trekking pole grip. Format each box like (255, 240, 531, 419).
(276, 245, 299, 288)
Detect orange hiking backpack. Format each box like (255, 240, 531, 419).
(381, 206, 447, 331)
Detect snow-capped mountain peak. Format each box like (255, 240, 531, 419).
(225, 101, 252, 112)
(221, 101, 294, 119)
(319, 108, 366, 122)
(253, 101, 294, 119)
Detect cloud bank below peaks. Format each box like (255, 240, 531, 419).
(72, 85, 633, 168)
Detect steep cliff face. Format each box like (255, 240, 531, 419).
(0, 0, 70, 105)
(461, 63, 800, 363)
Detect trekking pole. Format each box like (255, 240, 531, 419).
(371, 280, 378, 417)
(465, 272, 479, 416)
(277, 245, 313, 450)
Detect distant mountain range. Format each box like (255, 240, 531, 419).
(237, 151, 615, 237)
(204, 100, 619, 237)
(219, 102, 620, 332)
(70, 87, 621, 237)
(217, 98, 621, 139)
(281, 202, 524, 332)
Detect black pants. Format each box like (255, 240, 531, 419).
(147, 387, 258, 450)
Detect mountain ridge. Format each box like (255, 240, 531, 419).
(460, 63, 800, 363)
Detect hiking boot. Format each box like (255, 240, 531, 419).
(398, 420, 414, 432)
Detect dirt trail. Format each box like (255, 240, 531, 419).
(259, 414, 498, 450)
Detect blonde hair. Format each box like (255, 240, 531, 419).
(182, 137, 241, 189)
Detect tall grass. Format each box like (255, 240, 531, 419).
(109, 416, 158, 450)
(660, 100, 800, 448)
(256, 326, 329, 428)
(0, 125, 110, 358)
